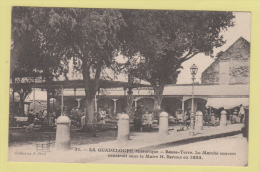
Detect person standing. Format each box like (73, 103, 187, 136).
(176, 109, 184, 131)
(210, 110, 216, 126)
(27, 109, 34, 125)
(147, 112, 153, 131)
(134, 106, 143, 131)
(239, 104, 245, 123)
(203, 109, 210, 125)
(92, 113, 98, 137)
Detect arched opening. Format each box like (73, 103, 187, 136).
(184, 98, 207, 113)
(116, 97, 127, 113)
(97, 98, 114, 115)
(161, 97, 182, 116)
(137, 98, 154, 113)
(64, 98, 78, 114)
(79, 98, 86, 111)
(50, 98, 57, 113)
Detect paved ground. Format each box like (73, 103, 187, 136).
(8, 123, 246, 166)
(96, 134, 248, 167)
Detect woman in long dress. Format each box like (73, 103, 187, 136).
(147, 112, 153, 131)
(210, 110, 216, 126)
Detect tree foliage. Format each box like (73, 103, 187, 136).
(119, 10, 235, 113)
(48, 8, 126, 122)
(11, 7, 68, 80)
(11, 7, 69, 116)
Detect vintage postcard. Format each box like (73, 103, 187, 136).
(7, 7, 251, 167)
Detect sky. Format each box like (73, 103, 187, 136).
(27, 12, 251, 100)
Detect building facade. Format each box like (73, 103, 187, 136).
(39, 37, 251, 117)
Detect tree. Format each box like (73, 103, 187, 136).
(11, 7, 68, 117)
(119, 10, 235, 117)
(49, 8, 126, 123)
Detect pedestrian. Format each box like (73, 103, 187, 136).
(27, 109, 34, 125)
(92, 113, 98, 137)
(176, 109, 184, 131)
(147, 112, 153, 131)
(231, 109, 239, 124)
(239, 104, 245, 123)
(39, 110, 44, 123)
(203, 109, 210, 125)
(142, 111, 148, 125)
(133, 106, 143, 132)
(210, 110, 216, 126)
(184, 108, 191, 129)
(43, 108, 47, 118)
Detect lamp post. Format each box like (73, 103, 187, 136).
(189, 64, 198, 136)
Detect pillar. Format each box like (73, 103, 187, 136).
(134, 100, 137, 108)
(74, 88, 76, 96)
(117, 113, 130, 141)
(159, 112, 168, 135)
(189, 112, 195, 136)
(33, 87, 36, 114)
(220, 110, 227, 127)
(113, 99, 117, 115)
(195, 110, 203, 131)
(181, 100, 184, 113)
(61, 85, 64, 115)
(76, 99, 81, 108)
(94, 95, 98, 112)
(47, 89, 50, 122)
(55, 116, 71, 150)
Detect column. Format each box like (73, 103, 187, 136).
(113, 99, 117, 115)
(76, 99, 81, 108)
(134, 100, 137, 108)
(47, 89, 50, 123)
(61, 85, 64, 115)
(182, 100, 185, 112)
(94, 95, 98, 112)
(74, 88, 76, 96)
(33, 87, 36, 114)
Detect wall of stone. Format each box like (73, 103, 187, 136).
(201, 37, 250, 85)
(201, 60, 220, 84)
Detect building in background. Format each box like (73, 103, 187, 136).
(201, 37, 250, 85)
(11, 37, 250, 117)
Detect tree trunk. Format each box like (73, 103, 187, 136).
(153, 85, 165, 119)
(126, 89, 135, 118)
(19, 96, 24, 115)
(85, 97, 95, 124)
(82, 60, 102, 125)
(46, 89, 50, 124)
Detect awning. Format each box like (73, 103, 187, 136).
(206, 98, 249, 109)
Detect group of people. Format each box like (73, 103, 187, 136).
(229, 104, 246, 124)
(175, 108, 191, 131)
(133, 106, 153, 132)
(25, 109, 51, 132)
(171, 104, 246, 131)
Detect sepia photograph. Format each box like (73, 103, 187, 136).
(8, 7, 250, 166)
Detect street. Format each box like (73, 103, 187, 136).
(95, 134, 248, 166)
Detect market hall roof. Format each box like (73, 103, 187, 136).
(99, 83, 249, 97)
(10, 79, 152, 89)
(163, 84, 249, 97)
